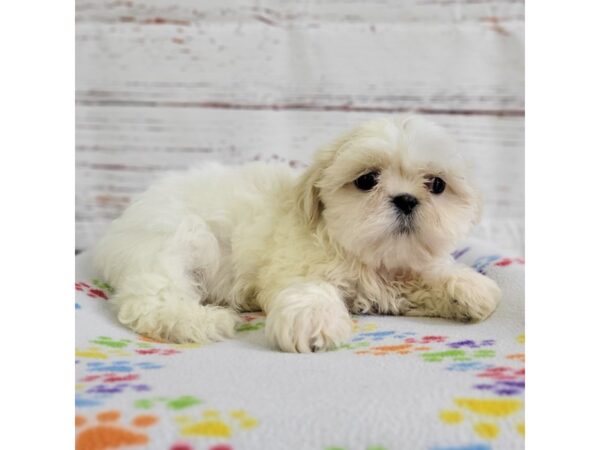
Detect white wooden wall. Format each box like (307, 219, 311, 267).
(76, 0, 524, 252)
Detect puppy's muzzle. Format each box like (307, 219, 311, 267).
(392, 194, 419, 216)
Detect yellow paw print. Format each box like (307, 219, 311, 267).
(175, 409, 259, 438)
(351, 320, 378, 333)
(439, 397, 524, 441)
(75, 346, 131, 360)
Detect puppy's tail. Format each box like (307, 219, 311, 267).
(111, 273, 239, 344)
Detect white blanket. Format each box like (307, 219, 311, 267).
(75, 240, 524, 450)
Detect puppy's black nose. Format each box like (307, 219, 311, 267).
(393, 194, 419, 215)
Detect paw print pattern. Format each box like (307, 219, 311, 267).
(351, 321, 379, 333)
(136, 335, 202, 350)
(175, 409, 259, 438)
(91, 336, 131, 349)
(473, 380, 525, 396)
(472, 366, 525, 396)
(80, 335, 195, 358)
(75, 410, 158, 450)
(78, 370, 153, 399)
(86, 383, 151, 395)
(477, 366, 525, 382)
(447, 340, 495, 349)
(451, 246, 471, 260)
(86, 360, 163, 373)
(236, 313, 266, 332)
(76, 346, 132, 360)
(471, 255, 525, 274)
(438, 398, 524, 441)
(422, 349, 495, 363)
(353, 330, 419, 342)
(75, 280, 113, 301)
(446, 361, 494, 372)
(135, 395, 203, 411)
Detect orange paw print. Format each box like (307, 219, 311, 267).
(75, 410, 158, 450)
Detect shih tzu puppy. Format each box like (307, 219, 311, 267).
(94, 115, 501, 353)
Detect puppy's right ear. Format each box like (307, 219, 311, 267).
(295, 148, 335, 228)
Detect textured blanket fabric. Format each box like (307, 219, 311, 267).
(75, 240, 524, 450)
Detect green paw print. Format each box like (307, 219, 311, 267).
(236, 322, 265, 332)
(135, 396, 202, 411)
(91, 278, 115, 295)
(336, 341, 370, 351)
(90, 336, 132, 349)
(421, 349, 496, 362)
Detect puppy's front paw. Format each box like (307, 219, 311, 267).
(265, 282, 353, 353)
(448, 271, 502, 322)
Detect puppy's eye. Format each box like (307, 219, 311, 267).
(426, 176, 446, 195)
(354, 171, 379, 191)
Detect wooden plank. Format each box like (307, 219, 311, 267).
(76, 105, 523, 251)
(76, 0, 524, 25)
(76, 20, 523, 113)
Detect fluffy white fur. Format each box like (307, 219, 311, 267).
(94, 115, 501, 352)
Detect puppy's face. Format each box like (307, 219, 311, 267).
(298, 115, 481, 270)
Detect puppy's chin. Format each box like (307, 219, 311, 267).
(321, 203, 464, 272)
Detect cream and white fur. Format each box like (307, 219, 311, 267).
(94, 115, 501, 353)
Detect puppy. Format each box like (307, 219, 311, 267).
(94, 115, 501, 353)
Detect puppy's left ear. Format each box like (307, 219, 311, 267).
(295, 148, 336, 228)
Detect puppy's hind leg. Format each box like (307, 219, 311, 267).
(97, 217, 239, 343)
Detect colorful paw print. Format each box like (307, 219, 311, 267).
(86, 360, 163, 373)
(83, 335, 198, 356)
(91, 336, 131, 349)
(355, 342, 432, 356)
(451, 246, 471, 260)
(471, 255, 525, 274)
(341, 326, 447, 356)
(473, 380, 525, 396)
(351, 320, 379, 333)
(175, 409, 259, 438)
(236, 313, 266, 332)
(76, 346, 132, 360)
(422, 349, 495, 363)
(135, 395, 203, 411)
(472, 365, 525, 395)
(447, 339, 495, 349)
(446, 361, 493, 372)
(86, 382, 151, 395)
(476, 366, 524, 382)
(439, 398, 524, 441)
(75, 279, 114, 300)
(137, 335, 202, 350)
(352, 330, 419, 342)
(76, 410, 158, 450)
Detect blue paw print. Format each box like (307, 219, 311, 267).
(451, 246, 471, 260)
(446, 361, 493, 372)
(87, 360, 163, 373)
(75, 394, 102, 408)
(474, 380, 525, 396)
(447, 339, 495, 349)
(472, 255, 502, 274)
(352, 330, 417, 342)
(87, 383, 151, 394)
